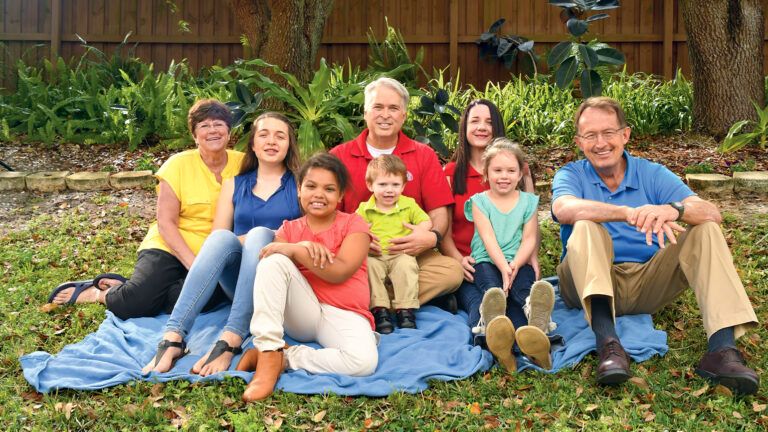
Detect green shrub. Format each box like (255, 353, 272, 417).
(683, 162, 714, 174)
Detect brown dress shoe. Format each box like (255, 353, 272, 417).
(242, 349, 285, 402)
(596, 337, 631, 385)
(235, 348, 260, 372)
(695, 348, 759, 395)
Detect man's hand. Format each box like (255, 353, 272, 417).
(368, 233, 382, 256)
(626, 204, 686, 247)
(461, 255, 476, 282)
(387, 222, 436, 256)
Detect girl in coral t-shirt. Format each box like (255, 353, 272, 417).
(236, 153, 377, 402)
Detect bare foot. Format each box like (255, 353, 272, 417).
(191, 331, 243, 376)
(95, 278, 123, 290)
(142, 332, 184, 374)
(52, 286, 105, 305)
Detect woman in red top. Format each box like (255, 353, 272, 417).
(441, 100, 537, 337)
(236, 153, 377, 402)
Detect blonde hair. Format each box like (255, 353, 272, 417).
(481, 138, 527, 186)
(365, 154, 408, 184)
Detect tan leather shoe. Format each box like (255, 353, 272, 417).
(516, 325, 552, 370)
(242, 350, 285, 402)
(235, 348, 260, 372)
(486, 316, 516, 373)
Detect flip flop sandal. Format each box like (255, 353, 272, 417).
(47, 280, 94, 304)
(200, 340, 244, 369)
(150, 339, 188, 370)
(92, 273, 127, 290)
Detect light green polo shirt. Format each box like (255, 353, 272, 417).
(465, 191, 539, 264)
(356, 195, 431, 254)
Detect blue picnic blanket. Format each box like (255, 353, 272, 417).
(21, 283, 668, 395)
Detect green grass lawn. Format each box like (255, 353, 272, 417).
(1, 195, 766, 430)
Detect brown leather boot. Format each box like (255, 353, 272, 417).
(235, 348, 260, 372)
(242, 349, 285, 402)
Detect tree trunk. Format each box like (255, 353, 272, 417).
(229, 0, 334, 86)
(680, 0, 765, 138)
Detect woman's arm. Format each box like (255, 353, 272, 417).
(211, 178, 238, 238)
(261, 233, 370, 284)
(157, 180, 196, 269)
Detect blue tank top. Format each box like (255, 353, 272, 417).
(232, 169, 301, 235)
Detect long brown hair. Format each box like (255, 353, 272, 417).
(239, 112, 302, 177)
(451, 99, 505, 195)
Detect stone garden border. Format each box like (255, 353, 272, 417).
(1, 170, 767, 199)
(0, 170, 156, 192)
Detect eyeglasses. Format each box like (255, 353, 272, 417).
(196, 121, 229, 132)
(576, 127, 626, 143)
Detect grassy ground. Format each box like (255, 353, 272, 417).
(1, 194, 767, 430)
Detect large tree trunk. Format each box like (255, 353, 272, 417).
(680, 0, 765, 138)
(229, 0, 334, 86)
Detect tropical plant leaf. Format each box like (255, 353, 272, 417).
(578, 44, 599, 69)
(440, 112, 459, 132)
(297, 120, 323, 158)
(489, 18, 506, 34)
(595, 47, 626, 65)
(435, 88, 450, 106)
(566, 18, 589, 37)
(580, 69, 602, 97)
(518, 40, 535, 53)
(593, 0, 621, 10)
(555, 56, 579, 89)
(586, 13, 610, 22)
(548, 41, 574, 67)
(235, 82, 252, 105)
(497, 39, 513, 57)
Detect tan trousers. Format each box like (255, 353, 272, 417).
(250, 254, 378, 377)
(368, 253, 420, 309)
(416, 249, 463, 304)
(557, 220, 757, 339)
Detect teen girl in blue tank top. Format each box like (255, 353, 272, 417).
(142, 112, 302, 376)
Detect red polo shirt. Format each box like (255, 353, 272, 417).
(444, 161, 488, 257)
(330, 130, 454, 214)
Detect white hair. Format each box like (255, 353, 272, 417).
(364, 77, 409, 113)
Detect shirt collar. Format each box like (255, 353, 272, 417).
(585, 150, 638, 193)
(360, 194, 405, 214)
(351, 130, 416, 158)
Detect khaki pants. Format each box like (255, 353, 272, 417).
(250, 254, 378, 377)
(368, 254, 420, 309)
(416, 249, 463, 304)
(557, 220, 757, 339)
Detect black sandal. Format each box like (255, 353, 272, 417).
(151, 339, 187, 369)
(201, 340, 243, 368)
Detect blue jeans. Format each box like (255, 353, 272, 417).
(164, 227, 274, 340)
(463, 262, 536, 330)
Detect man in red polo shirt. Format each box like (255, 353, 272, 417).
(330, 77, 463, 309)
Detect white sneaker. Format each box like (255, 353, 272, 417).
(523, 280, 556, 333)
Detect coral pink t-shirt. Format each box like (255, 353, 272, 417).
(275, 212, 374, 329)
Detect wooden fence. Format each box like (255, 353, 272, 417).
(1, 0, 767, 90)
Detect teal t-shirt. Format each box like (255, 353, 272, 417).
(465, 191, 539, 264)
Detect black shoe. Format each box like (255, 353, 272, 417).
(427, 293, 458, 314)
(695, 348, 759, 395)
(396, 309, 417, 329)
(372, 308, 394, 334)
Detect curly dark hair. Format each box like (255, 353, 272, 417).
(297, 152, 350, 194)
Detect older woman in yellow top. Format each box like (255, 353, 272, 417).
(49, 99, 244, 319)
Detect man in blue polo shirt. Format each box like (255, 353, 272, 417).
(551, 97, 759, 394)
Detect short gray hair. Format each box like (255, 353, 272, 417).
(364, 77, 409, 113)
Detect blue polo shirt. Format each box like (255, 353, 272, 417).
(232, 169, 301, 235)
(552, 151, 694, 263)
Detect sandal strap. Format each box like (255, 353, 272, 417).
(202, 340, 243, 367)
(153, 339, 187, 368)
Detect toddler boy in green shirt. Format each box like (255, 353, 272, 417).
(356, 155, 432, 334)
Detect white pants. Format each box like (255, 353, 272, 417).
(250, 254, 378, 376)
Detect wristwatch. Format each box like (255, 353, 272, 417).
(668, 201, 684, 221)
(429, 229, 443, 247)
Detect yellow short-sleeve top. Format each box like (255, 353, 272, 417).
(138, 148, 244, 255)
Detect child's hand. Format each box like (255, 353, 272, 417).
(529, 255, 541, 280)
(259, 242, 288, 259)
(298, 241, 335, 269)
(507, 261, 519, 291)
(499, 262, 513, 294)
(460, 256, 476, 282)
